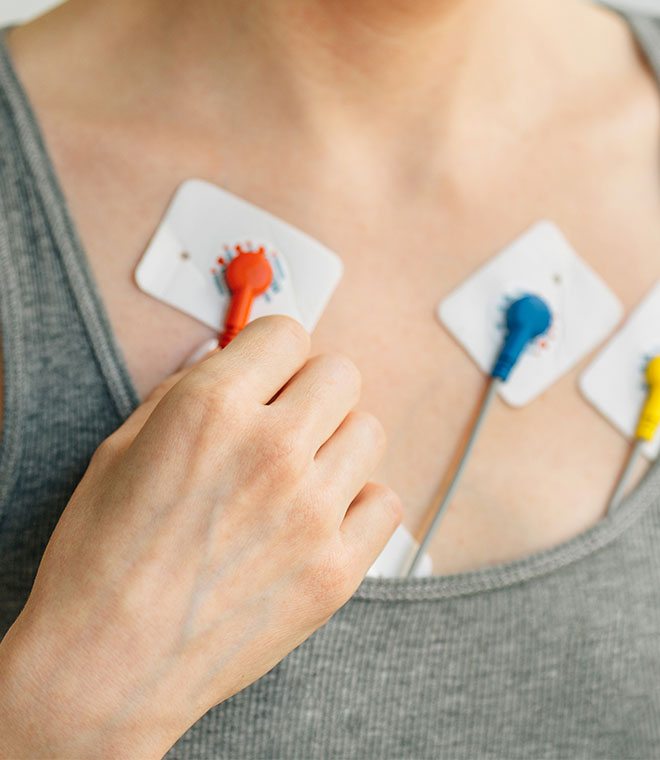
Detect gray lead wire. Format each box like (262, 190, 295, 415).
(607, 438, 644, 514)
(404, 377, 502, 578)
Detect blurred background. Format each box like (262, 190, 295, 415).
(0, 0, 658, 25)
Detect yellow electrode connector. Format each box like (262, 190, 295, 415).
(636, 355, 660, 441)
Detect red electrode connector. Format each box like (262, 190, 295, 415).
(220, 244, 273, 348)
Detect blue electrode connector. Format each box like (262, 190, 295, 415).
(404, 293, 553, 577)
(492, 294, 553, 381)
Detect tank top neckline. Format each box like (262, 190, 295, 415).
(0, 12, 658, 602)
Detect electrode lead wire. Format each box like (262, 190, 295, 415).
(405, 378, 501, 577)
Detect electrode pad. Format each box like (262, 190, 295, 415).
(580, 280, 660, 459)
(367, 524, 432, 578)
(135, 179, 343, 332)
(438, 221, 623, 407)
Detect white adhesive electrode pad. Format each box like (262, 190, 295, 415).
(367, 524, 432, 578)
(438, 221, 623, 407)
(579, 281, 660, 459)
(135, 179, 343, 332)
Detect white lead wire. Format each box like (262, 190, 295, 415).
(606, 438, 644, 514)
(404, 377, 502, 578)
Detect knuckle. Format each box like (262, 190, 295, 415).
(316, 352, 361, 393)
(351, 410, 387, 450)
(268, 427, 300, 464)
(253, 425, 308, 483)
(257, 314, 311, 355)
(179, 382, 243, 428)
(292, 492, 333, 538)
(373, 483, 403, 525)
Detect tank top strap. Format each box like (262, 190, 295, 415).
(0, 23, 139, 634)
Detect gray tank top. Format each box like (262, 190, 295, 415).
(1, 6, 660, 759)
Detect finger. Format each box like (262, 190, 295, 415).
(314, 411, 386, 527)
(270, 353, 361, 452)
(117, 316, 309, 440)
(339, 482, 402, 571)
(117, 343, 222, 441)
(182, 315, 311, 405)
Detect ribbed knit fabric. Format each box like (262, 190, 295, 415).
(1, 5, 660, 759)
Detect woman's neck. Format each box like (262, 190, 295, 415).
(8, 0, 640, 178)
(129, 0, 553, 144)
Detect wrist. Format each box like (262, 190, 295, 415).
(0, 617, 54, 758)
(0, 616, 112, 759)
(0, 614, 180, 760)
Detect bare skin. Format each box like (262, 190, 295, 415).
(2, 0, 660, 572)
(1, 0, 660, 756)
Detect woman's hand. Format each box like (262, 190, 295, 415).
(0, 316, 401, 760)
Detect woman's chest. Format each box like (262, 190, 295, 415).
(44, 113, 660, 575)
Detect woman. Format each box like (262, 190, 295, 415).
(0, 0, 658, 757)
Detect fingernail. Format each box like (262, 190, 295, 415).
(182, 337, 220, 368)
